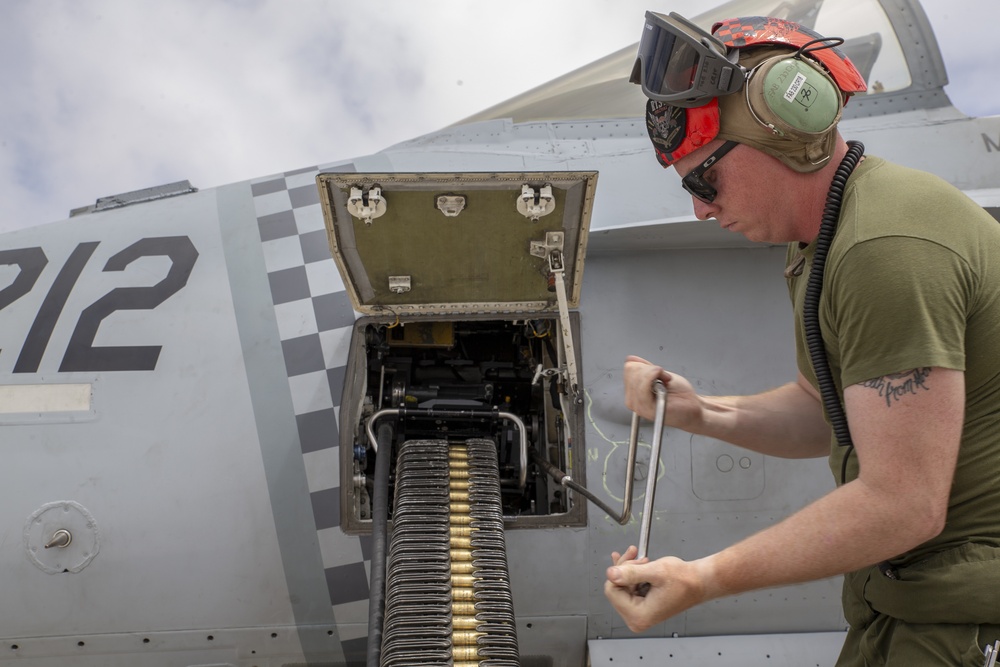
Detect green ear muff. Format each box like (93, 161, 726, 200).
(746, 54, 843, 140)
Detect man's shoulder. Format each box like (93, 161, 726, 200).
(852, 155, 951, 192)
(842, 155, 993, 243)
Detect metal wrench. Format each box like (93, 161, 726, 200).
(628, 379, 667, 596)
(985, 640, 999, 667)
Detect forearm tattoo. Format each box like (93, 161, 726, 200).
(860, 368, 932, 407)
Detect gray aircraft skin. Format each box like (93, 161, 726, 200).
(1, 0, 997, 665)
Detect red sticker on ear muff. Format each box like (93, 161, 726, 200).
(645, 99, 721, 168)
(646, 100, 687, 155)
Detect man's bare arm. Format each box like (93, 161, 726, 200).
(624, 356, 831, 459)
(607, 367, 964, 631)
(693, 372, 831, 458)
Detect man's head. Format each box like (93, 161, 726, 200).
(633, 13, 866, 174)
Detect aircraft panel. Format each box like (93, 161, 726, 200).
(589, 632, 848, 665)
(247, 167, 372, 660)
(1, 0, 996, 662)
(578, 246, 846, 638)
(216, 181, 346, 662)
(0, 190, 302, 639)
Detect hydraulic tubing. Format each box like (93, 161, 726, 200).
(365, 422, 394, 667)
(366, 407, 528, 489)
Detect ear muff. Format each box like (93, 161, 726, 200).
(745, 54, 843, 141)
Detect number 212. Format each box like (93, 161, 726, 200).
(0, 236, 198, 373)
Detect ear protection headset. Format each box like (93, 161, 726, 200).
(744, 50, 844, 141)
(634, 14, 866, 169)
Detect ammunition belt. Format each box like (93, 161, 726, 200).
(380, 439, 519, 667)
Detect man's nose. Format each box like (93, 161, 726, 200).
(692, 197, 718, 221)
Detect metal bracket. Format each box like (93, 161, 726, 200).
(517, 184, 555, 221)
(347, 186, 387, 225)
(435, 194, 466, 217)
(388, 276, 411, 294)
(529, 231, 564, 259)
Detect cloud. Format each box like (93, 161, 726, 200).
(0, 0, 441, 230)
(0, 0, 996, 234)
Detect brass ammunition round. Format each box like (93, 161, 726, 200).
(449, 459, 469, 470)
(451, 574, 476, 588)
(452, 646, 481, 661)
(449, 502, 471, 514)
(452, 630, 483, 646)
(449, 468, 470, 480)
(449, 490, 470, 502)
(450, 561, 474, 575)
(451, 615, 481, 630)
(451, 600, 477, 616)
(450, 548, 473, 562)
(449, 479, 470, 490)
(450, 535, 472, 549)
(452, 586, 475, 601)
(450, 513, 472, 526)
(450, 525, 472, 538)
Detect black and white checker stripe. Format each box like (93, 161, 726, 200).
(251, 164, 371, 648)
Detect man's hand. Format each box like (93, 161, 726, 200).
(604, 545, 710, 633)
(624, 356, 704, 430)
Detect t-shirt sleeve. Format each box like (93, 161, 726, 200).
(825, 236, 969, 387)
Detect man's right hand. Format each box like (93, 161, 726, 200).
(624, 355, 703, 431)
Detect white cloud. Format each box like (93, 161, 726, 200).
(0, 0, 995, 233)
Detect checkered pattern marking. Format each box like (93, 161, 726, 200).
(250, 163, 374, 627)
(713, 19, 759, 47)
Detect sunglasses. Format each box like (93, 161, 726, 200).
(681, 140, 738, 203)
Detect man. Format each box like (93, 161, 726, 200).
(604, 12, 1000, 665)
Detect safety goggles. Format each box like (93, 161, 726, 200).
(630, 11, 745, 108)
(681, 140, 738, 203)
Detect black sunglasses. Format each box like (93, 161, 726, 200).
(681, 140, 738, 203)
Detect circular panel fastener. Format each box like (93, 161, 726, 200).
(516, 184, 555, 221)
(24, 501, 100, 574)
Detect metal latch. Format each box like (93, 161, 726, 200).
(436, 194, 466, 218)
(388, 276, 411, 294)
(517, 184, 555, 221)
(347, 186, 387, 225)
(529, 231, 564, 261)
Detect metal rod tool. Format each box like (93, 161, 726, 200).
(628, 379, 667, 596)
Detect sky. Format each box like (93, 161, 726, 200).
(1, 0, 997, 233)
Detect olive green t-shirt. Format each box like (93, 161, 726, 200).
(788, 155, 1000, 568)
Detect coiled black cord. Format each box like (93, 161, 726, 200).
(802, 141, 900, 579)
(801, 140, 865, 483)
